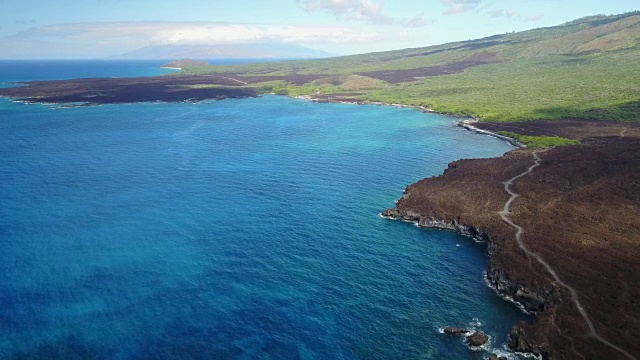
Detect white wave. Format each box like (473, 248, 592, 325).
(483, 271, 534, 315)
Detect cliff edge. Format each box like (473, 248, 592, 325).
(383, 121, 640, 359)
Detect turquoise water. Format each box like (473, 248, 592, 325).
(0, 62, 527, 359)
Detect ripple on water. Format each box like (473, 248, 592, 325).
(0, 93, 528, 359)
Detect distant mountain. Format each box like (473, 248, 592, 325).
(111, 43, 336, 60)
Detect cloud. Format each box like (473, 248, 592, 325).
(15, 19, 36, 25)
(486, 9, 520, 19)
(303, 0, 380, 18)
(11, 22, 384, 45)
(299, 0, 430, 27)
(440, 0, 482, 15)
(524, 13, 545, 22)
(400, 13, 432, 27)
(484, 10, 545, 22)
(0, 22, 388, 58)
(300, 0, 389, 23)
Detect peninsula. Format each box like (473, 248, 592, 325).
(1, 12, 638, 359)
(0, 75, 258, 104)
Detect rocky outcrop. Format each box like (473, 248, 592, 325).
(509, 321, 549, 358)
(384, 207, 554, 357)
(382, 186, 555, 358)
(488, 354, 507, 360)
(443, 326, 468, 335)
(457, 121, 523, 148)
(380, 209, 488, 242)
(466, 331, 489, 347)
(381, 208, 547, 309)
(485, 264, 556, 313)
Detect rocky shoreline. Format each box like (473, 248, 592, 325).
(457, 120, 524, 147)
(381, 208, 553, 358)
(382, 121, 640, 359)
(381, 208, 551, 312)
(293, 94, 436, 113)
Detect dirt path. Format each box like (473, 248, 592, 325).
(620, 127, 628, 137)
(221, 76, 249, 85)
(498, 151, 637, 360)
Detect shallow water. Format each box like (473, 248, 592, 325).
(0, 62, 527, 359)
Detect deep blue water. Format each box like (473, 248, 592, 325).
(0, 62, 528, 359)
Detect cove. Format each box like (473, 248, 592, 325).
(0, 94, 528, 359)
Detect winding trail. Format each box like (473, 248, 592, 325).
(498, 151, 637, 360)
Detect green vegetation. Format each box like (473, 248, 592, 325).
(168, 12, 640, 123)
(309, 75, 388, 91)
(253, 75, 388, 96)
(497, 131, 580, 148)
(359, 51, 640, 122)
(255, 81, 341, 96)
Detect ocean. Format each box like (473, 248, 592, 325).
(0, 61, 528, 359)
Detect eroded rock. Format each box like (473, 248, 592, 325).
(508, 321, 547, 357)
(443, 326, 467, 335)
(466, 331, 489, 347)
(488, 354, 507, 360)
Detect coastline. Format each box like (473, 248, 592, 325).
(3, 71, 638, 358)
(381, 127, 640, 359)
(311, 90, 639, 359)
(307, 92, 549, 357)
(292, 94, 527, 148)
(1, 85, 536, 359)
(296, 92, 611, 359)
(292, 94, 434, 112)
(457, 120, 524, 148)
(298, 91, 553, 357)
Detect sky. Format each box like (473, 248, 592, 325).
(0, 0, 638, 58)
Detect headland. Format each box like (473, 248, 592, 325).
(383, 120, 640, 359)
(0, 75, 258, 105)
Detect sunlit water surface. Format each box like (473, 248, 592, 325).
(0, 61, 528, 359)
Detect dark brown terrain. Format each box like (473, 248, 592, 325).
(0, 51, 510, 106)
(0, 73, 340, 105)
(357, 51, 504, 83)
(383, 120, 640, 359)
(472, 119, 639, 140)
(0, 75, 258, 104)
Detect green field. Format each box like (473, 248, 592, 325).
(497, 132, 580, 148)
(168, 12, 640, 123)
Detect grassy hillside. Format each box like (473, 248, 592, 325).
(170, 12, 640, 122)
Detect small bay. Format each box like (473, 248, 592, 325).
(0, 62, 527, 359)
